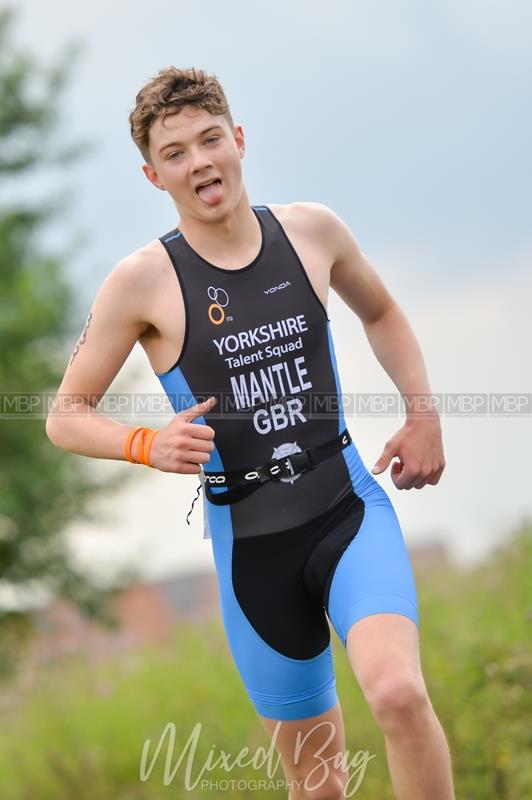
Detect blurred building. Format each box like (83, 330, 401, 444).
(409, 540, 452, 572)
(29, 570, 219, 666)
(27, 538, 451, 666)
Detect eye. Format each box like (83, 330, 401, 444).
(205, 136, 220, 145)
(168, 151, 183, 160)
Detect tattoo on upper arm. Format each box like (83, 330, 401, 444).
(69, 312, 93, 365)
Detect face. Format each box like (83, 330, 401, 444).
(142, 105, 245, 220)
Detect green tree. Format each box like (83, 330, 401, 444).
(0, 7, 135, 679)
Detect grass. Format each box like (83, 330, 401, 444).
(0, 521, 530, 798)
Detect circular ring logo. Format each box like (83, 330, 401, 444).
(207, 286, 229, 325)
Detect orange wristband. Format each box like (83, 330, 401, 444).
(125, 426, 143, 463)
(141, 428, 159, 466)
(124, 426, 158, 466)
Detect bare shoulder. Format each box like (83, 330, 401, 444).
(265, 202, 393, 323)
(264, 201, 351, 254)
(103, 238, 171, 330)
(110, 237, 169, 291)
(265, 201, 338, 232)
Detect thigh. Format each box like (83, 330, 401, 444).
(345, 612, 424, 695)
(326, 488, 419, 649)
(208, 503, 340, 721)
(259, 702, 349, 796)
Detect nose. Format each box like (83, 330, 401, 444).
(189, 144, 213, 175)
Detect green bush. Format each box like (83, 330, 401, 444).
(0, 521, 530, 798)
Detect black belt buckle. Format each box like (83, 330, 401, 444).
(268, 447, 315, 480)
(288, 447, 316, 474)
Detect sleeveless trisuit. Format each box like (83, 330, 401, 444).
(155, 206, 419, 720)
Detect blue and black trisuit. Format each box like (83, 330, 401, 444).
(155, 205, 419, 721)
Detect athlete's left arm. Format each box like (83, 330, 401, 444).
(316, 204, 446, 490)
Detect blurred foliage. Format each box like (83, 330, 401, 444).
(0, 520, 529, 798)
(0, 6, 134, 680)
(0, 7, 88, 174)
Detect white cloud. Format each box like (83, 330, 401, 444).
(440, 0, 532, 68)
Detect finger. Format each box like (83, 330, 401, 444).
(371, 442, 395, 474)
(423, 461, 445, 485)
(178, 462, 202, 474)
(183, 436, 215, 453)
(412, 465, 433, 489)
(179, 430, 215, 448)
(175, 422, 215, 446)
(373, 453, 392, 473)
(390, 459, 405, 487)
(178, 396, 217, 423)
(184, 422, 216, 441)
(426, 466, 445, 485)
(395, 476, 417, 490)
(392, 462, 417, 490)
(371, 460, 386, 475)
(185, 449, 212, 464)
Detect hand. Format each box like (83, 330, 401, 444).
(371, 416, 446, 489)
(149, 396, 217, 474)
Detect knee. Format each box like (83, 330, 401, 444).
(365, 672, 430, 731)
(294, 772, 346, 800)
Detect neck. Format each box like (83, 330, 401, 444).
(176, 189, 258, 252)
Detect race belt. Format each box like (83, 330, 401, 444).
(201, 428, 352, 506)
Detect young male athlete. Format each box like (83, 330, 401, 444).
(46, 67, 455, 799)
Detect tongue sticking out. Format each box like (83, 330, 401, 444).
(197, 180, 223, 205)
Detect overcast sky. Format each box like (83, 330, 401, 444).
(6, 0, 531, 589)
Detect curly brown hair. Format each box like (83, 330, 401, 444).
(129, 66, 234, 163)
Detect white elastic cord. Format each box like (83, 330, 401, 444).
(185, 477, 203, 526)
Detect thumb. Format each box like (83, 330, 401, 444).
(177, 396, 217, 423)
(371, 443, 394, 474)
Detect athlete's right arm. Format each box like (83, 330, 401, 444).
(45, 252, 216, 474)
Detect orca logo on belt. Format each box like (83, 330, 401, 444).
(207, 286, 229, 325)
(204, 474, 226, 484)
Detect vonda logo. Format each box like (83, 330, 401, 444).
(207, 286, 229, 325)
(264, 281, 291, 295)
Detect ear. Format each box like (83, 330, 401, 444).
(142, 162, 166, 191)
(234, 124, 245, 159)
